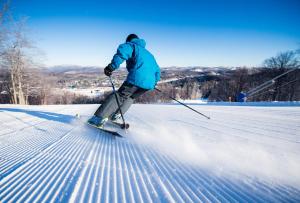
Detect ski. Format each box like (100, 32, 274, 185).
(75, 113, 129, 130)
(75, 114, 123, 137)
(109, 120, 130, 129)
(87, 122, 123, 137)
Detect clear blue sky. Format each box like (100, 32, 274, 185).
(12, 0, 300, 67)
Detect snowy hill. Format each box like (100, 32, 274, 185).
(0, 104, 300, 202)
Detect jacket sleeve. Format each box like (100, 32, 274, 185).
(110, 43, 134, 70)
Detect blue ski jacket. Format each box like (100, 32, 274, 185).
(110, 38, 160, 90)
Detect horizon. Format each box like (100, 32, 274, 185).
(12, 0, 300, 67)
(44, 64, 256, 69)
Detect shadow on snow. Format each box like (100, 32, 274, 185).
(0, 108, 74, 124)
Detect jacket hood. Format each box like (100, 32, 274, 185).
(130, 38, 146, 48)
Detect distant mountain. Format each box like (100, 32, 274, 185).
(44, 65, 233, 74)
(44, 65, 103, 74)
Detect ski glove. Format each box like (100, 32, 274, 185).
(104, 64, 114, 76)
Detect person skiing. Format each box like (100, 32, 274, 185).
(88, 34, 161, 127)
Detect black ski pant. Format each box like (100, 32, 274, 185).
(94, 82, 148, 119)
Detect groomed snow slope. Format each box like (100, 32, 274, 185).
(0, 104, 299, 202)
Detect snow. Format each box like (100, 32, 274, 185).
(0, 103, 300, 202)
(205, 101, 300, 107)
(175, 99, 208, 104)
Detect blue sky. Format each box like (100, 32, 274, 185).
(12, 0, 300, 67)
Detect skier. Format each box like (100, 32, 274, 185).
(88, 34, 161, 127)
(237, 91, 247, 102)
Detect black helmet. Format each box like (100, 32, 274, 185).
(126, 34, 139, 42)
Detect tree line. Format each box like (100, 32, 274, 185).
(209, 51, 300, 102)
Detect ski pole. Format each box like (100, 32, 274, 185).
(109, 76, 127, 128)
(155, 88, 211, 119)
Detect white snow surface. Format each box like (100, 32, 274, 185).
(0, 104, 300, 202)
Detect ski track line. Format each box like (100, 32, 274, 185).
(25, 128, 91, 202)
(217, 116, 298, 137)
(172, 113, 300, 153)
(210, 115, 299, 140)
(115, 140, 127, 203)
(145, 147, 214, 202)
(137, 106, 298, 202)
(0, 125, 81, 201)
(0, 125, 94, 201)
(0, 109, 73, 148)
(183, 106, 300, 133)
(126, 142, 159, 203)
(122, 138, 145, 203)
(1, 130, 62, 176)
(0, 116, 45, 138)
(143, 147, 201, 203)
(69, 129, 98, 203)
(128, 140, 159, 202)
(171, 118, 299, 154)
(103, 133, 113, 203)
(128, 111, 300, 202)
(93, 133, 110, 203)
(208, 115, 300, 148)
(182, 111, 299, 143)
(10, 136, 81, 202)
(0, 106, 74, 138)
(133, 111, 274, 154)
(0, 106, 82, 179)
(85, 131, 102, 203)
(72, 130, 121, 203)
(71, 129, 101, 203)
(180, 116, 300, 200)
(0, 121, 84, 192)
(129, 113, 262, 202)
(187, 153, 299, 202)
(98, 134, 111, 203)
(116, 135, 135, 203)
(125, 114, 179, 202)
(127, 141, 158, 202)
(126, 114, 198, 202)
(145, 146, 231, 203)
(165, 152, 270, 203)
(154, 149, 230, 202)
(145, 148, 196, 203)
(71, 127, 181, 202)
(0, 122, 75, 180)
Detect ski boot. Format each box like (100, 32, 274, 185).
(111, 113, 121, 122)
(87, 115, 108, 128)
(110, 113, 129, 129)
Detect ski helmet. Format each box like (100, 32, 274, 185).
(126, 34, 139, 42)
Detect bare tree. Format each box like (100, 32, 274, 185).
(1, 1, 44, 105)
(0, 1, 11, 103)
(264, 51, 299, 70)
(263, 51, 300, 101)
(2, 19, 31, 104)
(0, 0, 9, 57)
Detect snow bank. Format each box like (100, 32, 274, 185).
(203, 101, 300, 106)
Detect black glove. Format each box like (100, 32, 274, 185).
(104, 64, 114, 76)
